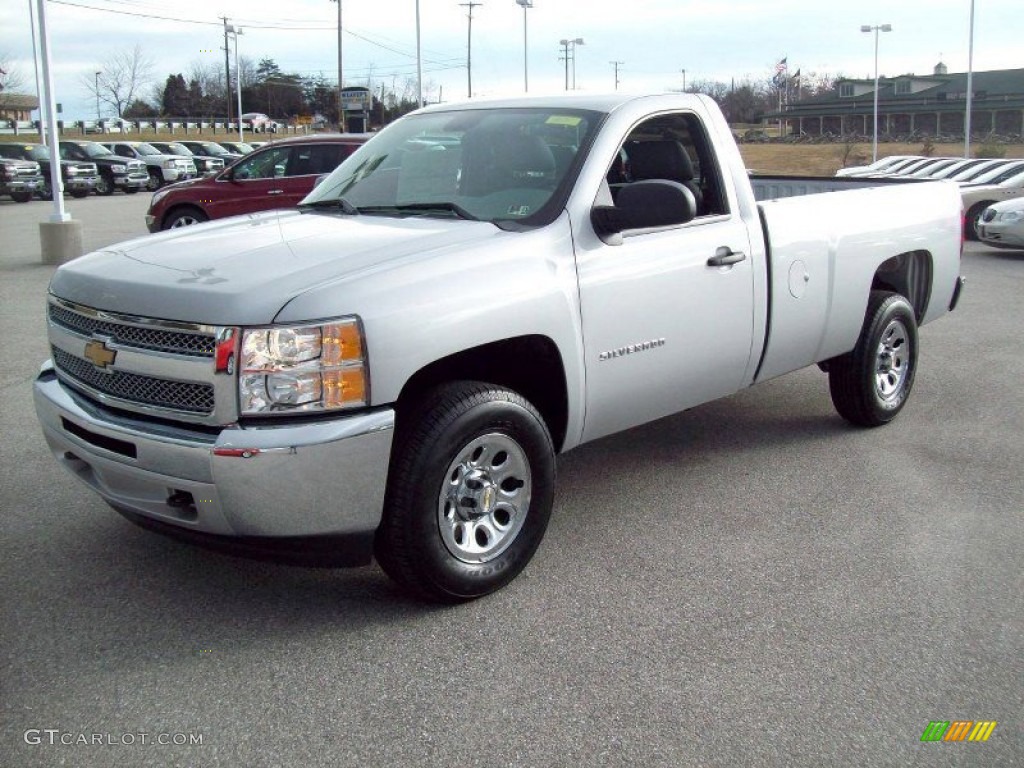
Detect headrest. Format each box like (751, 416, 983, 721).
(626, 140, 695, 182)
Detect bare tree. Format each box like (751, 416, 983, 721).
(0, 53, 28, 109)
(81, 45, 154, 117)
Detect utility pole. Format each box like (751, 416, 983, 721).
(222, 17, 232, 125)
(460, 2, 482, 98)
(330, 0, 345, 132)
(610, 60, 623, 91)
(516, 0, 533, 93)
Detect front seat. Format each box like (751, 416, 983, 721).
(625, 140, 703, 213)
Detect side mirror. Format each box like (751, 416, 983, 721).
(591, 180, 696, 239)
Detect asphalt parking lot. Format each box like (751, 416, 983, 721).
(1, 194, 1021, 767)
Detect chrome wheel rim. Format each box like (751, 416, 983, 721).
(147, 173, 161, 191)
(170, 214, 200, 228)
(96, 176, 110, 194)
(438, 433, 531, 564)
(875, 318, 910, 402)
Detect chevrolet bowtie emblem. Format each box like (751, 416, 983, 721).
(83, 339, 117, 369)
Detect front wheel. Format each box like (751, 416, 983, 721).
(828, 291, 918, 427)
(95, 174, 114, 196)
(375, 382, 555, 603)
(36, 179, 53, 200)
(163, 207, 208, 229)
(146, 170, 163, 191)
(11, 191, 32, 203)
(965, 201, 994, 241)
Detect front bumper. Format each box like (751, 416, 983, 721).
(2, 179, 41, 194)
(161, 168, 195, 182)
(978, 223, 1024, 250)
(65, 176, 98, 192)
(115, 173, 149, 190)
(34, 364, 395, 564)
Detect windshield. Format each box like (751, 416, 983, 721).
(160, 143, 192, 156)
(303, 106, 602, 227)
(199, 143, 232, 156)
(78, 142, 115, 158)
(26, 146, 50, 161)
(134, 143, 163, 156)
(227, 142, 254, 154)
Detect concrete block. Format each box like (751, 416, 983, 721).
(39, 219, 84, 265)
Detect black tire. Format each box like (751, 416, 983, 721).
(125, 187, 140, 194)
(375, 382, 555, 603)
(95, 174, 114, 196)
(828, 291, 918, 427)
(70, 189, 89, 199)
(162, 206, 208, 230)
(11, 190, 32, 203)
(964, 201, 994, 241)
(147, 170, 163, 191)
(36, 179, 53, 200)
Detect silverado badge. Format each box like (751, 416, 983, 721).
(83, 339, 117, 369)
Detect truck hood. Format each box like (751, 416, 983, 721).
(49, 209, 503, 325)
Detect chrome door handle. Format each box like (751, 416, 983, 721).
(267, 190, 284, 195)
(707, 247, 746, 267)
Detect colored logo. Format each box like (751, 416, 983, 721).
(921, 721, 997, 742)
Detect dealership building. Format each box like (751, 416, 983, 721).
(767, 64, 1024, 137)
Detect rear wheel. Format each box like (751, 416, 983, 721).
(163, 206, 208, 230)
(828, 291, 918, 427)
(375, 382, 555, 602)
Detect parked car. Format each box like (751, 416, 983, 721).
(102, 141, 197, 191)
(58, 141, 148, 195)
(146, 133, 367, 230)
(0, 157, 43, 202)
(835, 155, 919, 177)
(148, 142, 225, 176)
(84, 116, 133, 134)
(977, 198, 1024, 250)
(0, 142, 97, 199)
(248, 141, 269, 150)
(218, 141, 255, 155)
(241, 112, 279, 133)
(39, 94, 964, 601)
(177, 140, 244, 165)
(960, 159, 1024, 187)
(960, 167, 1024, 240)
(946, 159, 1013, 183)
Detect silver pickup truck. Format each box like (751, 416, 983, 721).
(34, 94, 964, 602)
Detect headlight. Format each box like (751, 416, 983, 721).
(66, 167, 79, 175)
(999, 211, 1022, 223)
(238, 318, 367, 415)
(112, 164, 126, 173)
(163, 159, 177, 169)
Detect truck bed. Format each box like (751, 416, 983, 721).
(749, 173, 933, 202)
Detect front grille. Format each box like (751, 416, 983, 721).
(53, 347, 215, 414)
(49, 303, 216, 357)
(16, 166, 40, 178)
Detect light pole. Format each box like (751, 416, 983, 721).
(559, 38, 583, 90)
(515, 0, 532, 93)
(681, 68, 686, 92)
(860, 23, 892, 163)
(226, 26, 244, 142)
(415, 0, 423, 106)
(964, 0, 975, 157)
(94, 71, 101, 121)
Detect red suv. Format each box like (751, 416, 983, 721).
(145, 134, 368, 231)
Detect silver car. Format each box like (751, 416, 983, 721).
(978, 198, 1024, 250)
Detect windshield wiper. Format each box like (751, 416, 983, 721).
(298, 197, 360, 215)
(358, 202, 479, 221)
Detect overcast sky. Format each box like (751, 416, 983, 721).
(2, 0, 1021, 121)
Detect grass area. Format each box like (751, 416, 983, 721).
(739, 142, 1024, 176)
(3, 131, 1022, 177)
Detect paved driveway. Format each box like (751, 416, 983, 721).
(1, 196, 1021, 766)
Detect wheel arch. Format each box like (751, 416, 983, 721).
(394, 335, 570, 452)
(161, 203, 209, 230)
(871, 249, 932, 324)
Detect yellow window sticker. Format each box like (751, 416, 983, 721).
(545, 115, 582, 126)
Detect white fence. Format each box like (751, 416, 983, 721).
(0, 119, 309, 137)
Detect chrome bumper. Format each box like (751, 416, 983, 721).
(34, 363, 394, 546)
